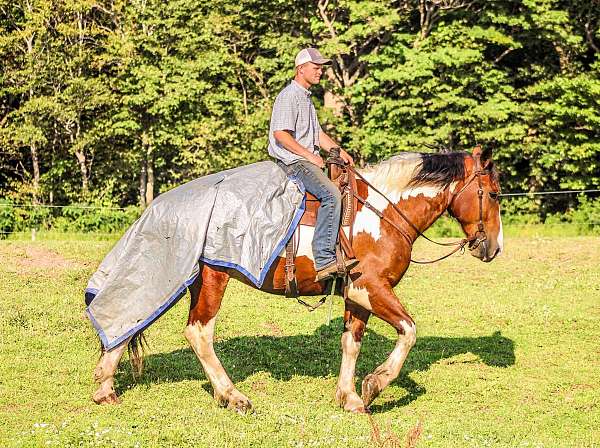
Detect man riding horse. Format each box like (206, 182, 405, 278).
(88, 48, 505, 415)
(269, 47, 358, 281)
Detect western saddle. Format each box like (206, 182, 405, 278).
(284, 148, 359, 298)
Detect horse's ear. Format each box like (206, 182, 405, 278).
(481, 146, 493, 162)
(472, 145, 492, 169)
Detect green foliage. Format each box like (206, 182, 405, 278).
(499, 197, 544, 224)
(0, 200, 140, 234)
(51, 205, 140, 233)
(0, 199, 16, 236)
(1, 0, 599, 217)
(545, 195, 600, 234)
(426, 214, 463, 238)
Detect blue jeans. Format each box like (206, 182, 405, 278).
(278, 160, 341, 269)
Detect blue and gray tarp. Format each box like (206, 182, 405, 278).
(85, 161, 304, 350)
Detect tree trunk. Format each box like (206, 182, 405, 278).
(72, 119, 89, 195)
(139, 157, 147, 208)
(31, 141, 40, 204)
(75, 150, 89, 194)
(24, 12, 40, 203)
(553, 43, 571, 74)
(324, 68, 344, 117)
(139, 140, 154, 207)
(145, 152, 154, 205)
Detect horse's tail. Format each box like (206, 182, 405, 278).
(128, 332, 148, 379)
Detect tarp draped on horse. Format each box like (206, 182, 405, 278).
(85, 161, 304, 350)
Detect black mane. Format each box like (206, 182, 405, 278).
(409, 152, 467, 188)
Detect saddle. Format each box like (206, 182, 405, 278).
(284, 149, 358, 298)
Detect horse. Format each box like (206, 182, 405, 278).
(91, 145, 503, 414)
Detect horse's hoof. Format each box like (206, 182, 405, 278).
(337, 389, 367, 414)
(216, 389, 254, 415)
(92, 391, 121, 405)
(347, 404, 369, 414)
(227, 396, 254, 415)
(361, 374, 381, 407)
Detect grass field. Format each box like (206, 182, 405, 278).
(0, 234, 599, 447)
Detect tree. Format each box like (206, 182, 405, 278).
(0, 0, 56, 203)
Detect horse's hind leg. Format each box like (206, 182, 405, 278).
(335, 302, 370, 413)
(184, 265, 253, 414)
(92, 340, 129, 404)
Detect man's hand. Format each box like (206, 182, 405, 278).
(307, 152, 325, 168)
(340, 148, 354, 166)
(319, 130, 354, 167)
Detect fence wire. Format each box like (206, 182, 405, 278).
(499, 189, 600, 197)
(0, 203, 128, 210)
(0, 189, 598, 239)
(0, 188, 598, 211)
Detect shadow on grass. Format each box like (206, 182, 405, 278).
(115, 318, 514, 410)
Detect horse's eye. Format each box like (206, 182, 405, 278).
(489, 192, 500, 202)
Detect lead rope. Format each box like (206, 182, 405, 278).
(295, 276, 337, 316)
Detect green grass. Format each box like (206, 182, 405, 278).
(1, 235, 599, 447)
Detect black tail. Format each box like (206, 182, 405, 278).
(127, 332, 148, 379)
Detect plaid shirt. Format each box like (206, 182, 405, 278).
(268, 80, 322, 165)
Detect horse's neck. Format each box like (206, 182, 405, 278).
(360, 176, 452, 244)
(396, 187, 451, 242)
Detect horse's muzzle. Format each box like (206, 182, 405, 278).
(470, 239, 500, 262)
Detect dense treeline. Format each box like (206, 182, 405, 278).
(1, 0, 599, 216)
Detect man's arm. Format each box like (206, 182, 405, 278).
(318, 129, 354, 166)
(274, 130, 324, 168)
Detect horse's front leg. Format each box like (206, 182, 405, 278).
(335, 302, 370, 413)
(184, 265, 253, 414)
(358, 282, 416, 408)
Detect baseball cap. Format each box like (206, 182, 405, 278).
(294, 48, 332, 67)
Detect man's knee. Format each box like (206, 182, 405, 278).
(323, 184, 342, 204)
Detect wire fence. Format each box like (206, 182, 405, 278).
(0, 188, 598, 211)
(499, 189, 600, 197)
(0, 203, 129, 210)
(0, 188, 598, 239)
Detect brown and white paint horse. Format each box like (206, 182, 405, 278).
(92, 146, 503, 414)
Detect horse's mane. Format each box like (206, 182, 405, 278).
(408, 152, 467, 188)
(360, 151, 467, 192)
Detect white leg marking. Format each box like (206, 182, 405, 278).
(184, 318, 235, 395)
(185, 319, 253, 413)
(336, 331, 365, 412)
(373, 320, 417, 388)
(93, 342, 128, 404)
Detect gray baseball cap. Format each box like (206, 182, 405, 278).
(294, 48, 332, 67)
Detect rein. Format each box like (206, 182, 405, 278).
(348, 164, 487, 264)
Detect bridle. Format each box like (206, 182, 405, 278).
(447, 159, 488, 252)
(347, 155, 493, 264)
